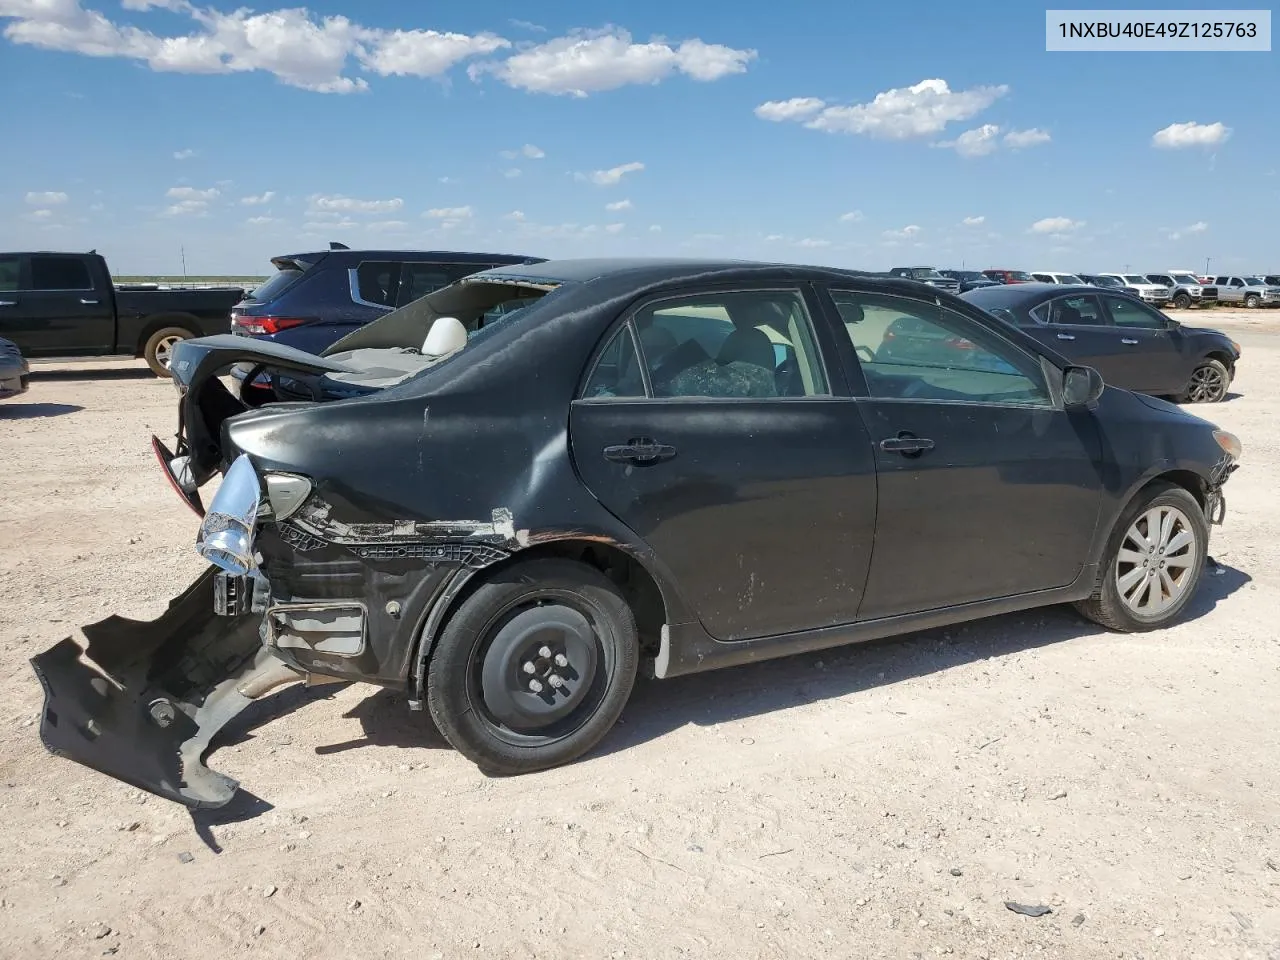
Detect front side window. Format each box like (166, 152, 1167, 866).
(1102, 294, 1167, 329)
(354, 261, 400, 307)
(0, 256, 18, 292)
(831, 290, 1050, 406)
(1032, 273, 1054, 283)
(30, 256, 92, 291)
(583, 289, 829, 400)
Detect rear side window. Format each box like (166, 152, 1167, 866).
(581, 324, 645, 398)
(30, 256, 92, 291)
(0, 256, 18, 292)
(354, 261, 400, 307)
(1042, 294, 1106, 326)
(398, 263, 455, 305)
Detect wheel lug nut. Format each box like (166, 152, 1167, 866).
(538, 646, 552, 659)
(553, 653, 569, 668)
(528, 679, 543, 693)
(548, 674, 565, 689)
(522, 662, 536, 674)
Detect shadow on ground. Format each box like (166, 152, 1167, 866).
(0, 402, 84, 419)
(29, 367, 157, 382)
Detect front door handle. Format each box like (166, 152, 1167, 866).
(879, 434, 935, 456)
(1121, 337, 1139, 345)
(603, 438, 677, 465)
(1056, 333, 1076, 341)
(80, 298, 100, 305)
(0, 300, 16, 307)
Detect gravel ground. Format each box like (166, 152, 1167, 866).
(1, 312, 1278, 960)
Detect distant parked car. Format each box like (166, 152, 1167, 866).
(1097, 273, 1172, 306)
(0, 250, 243, 376)
(1203, 275, 1280, 308)
(962, 282, 1240, 403)
(888, 266, 960, 294)
(939, 269, 1000, 292)
(1146, 271, 1207, 310)
(0, 336, 29, 399)
(982, 269, 1035, 284)
(1031, 271, 1087, 285)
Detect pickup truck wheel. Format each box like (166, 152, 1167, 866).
(1172, 292, 1191, 310)
(426, 558, 639, 776)
(143, 327, 193, 377)
(1178, 358, 1231, 403)
(1074, 482, 1207, 633)
(1244, 294, 1261, 309)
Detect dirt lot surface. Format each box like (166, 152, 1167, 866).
(2, 312, 1278, 960)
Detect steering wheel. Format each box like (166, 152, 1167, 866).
(856, 345, 876, 363)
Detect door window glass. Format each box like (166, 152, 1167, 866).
(30, 256, 92, 291)
(831, 290, 1050, 406)
(354, 261, 400, 307)
(1102, 294, 1167, 329)
(626, 290, 828, 399)
(398, 263, 453, 305)
(1045, 294, 1106, 326)
(581, 323, 645, 398)
(0, 256, 18, 292)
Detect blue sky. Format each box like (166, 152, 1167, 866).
(1, 0, 1276, 275)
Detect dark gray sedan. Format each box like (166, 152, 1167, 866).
(0, 337, 29, 399)
(962, 282, 1240, 402)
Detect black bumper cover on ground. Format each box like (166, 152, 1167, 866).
(30, 567, 297, 809)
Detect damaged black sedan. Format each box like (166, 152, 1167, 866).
(32, 258, 1241, 807)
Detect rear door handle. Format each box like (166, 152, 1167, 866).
(1056, 333, 1076, 341)
(603, 438, 677, 465)
(79, 298, 100, 305)
(879, 435, 935, 455)
(1121, 338, 1139, 345)
(0, 300, 15, 307)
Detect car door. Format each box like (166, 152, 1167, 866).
(1021, 292, 1132, 384)
(822, 286, 1103, 620)
(1, 255, 114, 356)
(569, 284, 879, 642)
(1096, 292, 1185, 394)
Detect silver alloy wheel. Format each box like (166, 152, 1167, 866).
(1187, 363, 1227, 402)
(153, 334, 184, 369)
(1115, 505, 1198, 617)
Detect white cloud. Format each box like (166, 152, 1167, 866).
(755, 97, 825, 122)
(425, 205, 474, 219)
(579, 161, 644, 185)
(239, 191, 276, 205)
(470, 27, 755, 97)
(303, 218, 356, 231)
(501, 143, 545, 159)
(163, 199, 210, 217)
(1029, 216, 1084, 234)
(508, 19, 546, 33)
(1168, 221, 1209, 240)
(309, 194, 403, 213)
(761, 79, 1009, 140)
(503, 168, 522, 178)
(764, 234, 785, 242)
(24, 208, 55, 220)
(504, 210, 525, 221)
(936, 123, 1001, 157)
(838, 210, 864, 223)
(796, 237, 831, 248)
(1004, 127, 1050, 149)
(172, 147, 197, 160)
(25, 190, 69, 205)
(605, 222, 624, 233)
(356, 29, 508, 78)
(1152, 121, 1231, 149)
(962, 215, 985, 226)
(883, 225, 921, 239)
(365, 219, 409, 232)
(605, 198, 632, 211)
(245, 215, 275, 224)
(648, 224, 661, 232)
(166, 185, 219, 200)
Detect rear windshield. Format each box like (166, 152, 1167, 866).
(249, 267, 306, 302)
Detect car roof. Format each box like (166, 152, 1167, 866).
(467, 256, 918, 289)
(961, 281, 1104, 308)
(276, 249, 544, 265)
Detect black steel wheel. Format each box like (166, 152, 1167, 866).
(426, 558, 638, 775)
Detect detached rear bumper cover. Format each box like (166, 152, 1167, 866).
(30, 567, 300, 809)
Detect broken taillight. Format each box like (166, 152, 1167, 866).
(232, 315, 311, 336)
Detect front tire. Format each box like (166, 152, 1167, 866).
(143, 326, 193, 377)
(1178, 357, 1230, 403)
(1172, 292, 1191, 310)
(1245, 294, 1261, 309)
(1075, 483, 1207, 632)
(426, 558, 639, 775)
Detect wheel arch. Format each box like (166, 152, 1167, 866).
(410, 537, 676, 702)
(1090, 467, 1208, 563)
(133, 313, 202, 356)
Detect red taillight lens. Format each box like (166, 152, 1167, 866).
(232, 315, 310, 336)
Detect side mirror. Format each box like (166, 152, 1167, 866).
(1063, 365, 1104, 408)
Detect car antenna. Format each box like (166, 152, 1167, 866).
(329, 241, 350, 250)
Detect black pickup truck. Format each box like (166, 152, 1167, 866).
(0, 251, 245, 375)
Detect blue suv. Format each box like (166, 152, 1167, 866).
(230, 244, 544, 355)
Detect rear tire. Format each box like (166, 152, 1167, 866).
(1074, 483, 1207, 632)
(426, 558, 639, 776)
(143, 326, 193, 377)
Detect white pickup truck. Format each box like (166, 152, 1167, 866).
(1205, 275, 1280, 308)
(1097, 273, 1172, 306)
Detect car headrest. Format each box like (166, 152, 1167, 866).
(422, 316, 467, 359)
